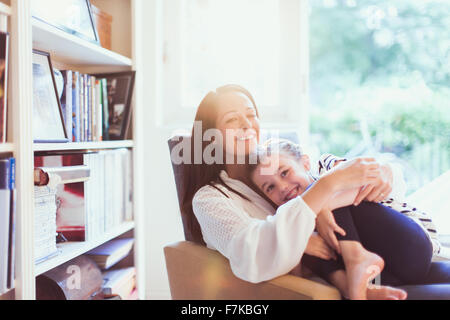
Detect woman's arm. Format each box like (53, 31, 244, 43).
(319, 154, 407, 205)
(193, 185, 317, 283)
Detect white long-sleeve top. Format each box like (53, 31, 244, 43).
(192, 165, 407, 284)
(192, 170, 316, 283)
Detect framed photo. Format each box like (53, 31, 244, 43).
(32, 0, 99, 45)
(32, 50, 68, 143)
(94, 71, 136, 141)
(0, 31, 9, 144)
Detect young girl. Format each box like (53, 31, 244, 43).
(250, 139, 435, 300)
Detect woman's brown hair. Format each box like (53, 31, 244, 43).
(181, 84, 260, 245)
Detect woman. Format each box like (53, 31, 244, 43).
(185, 84, 409, 299)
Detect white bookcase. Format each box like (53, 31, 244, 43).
(0, 0, 146, 300)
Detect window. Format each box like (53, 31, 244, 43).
(162, 0, 308, 129)
(309, 0, 450, 233)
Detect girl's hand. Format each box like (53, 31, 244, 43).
(305, 232, 337, 261)
(316, 208, 346, 254)
(353, 164, 393, 206)
(324, 157, 381, 192)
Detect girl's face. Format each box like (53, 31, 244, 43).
(251, 154, 313, 207)
(215, 92, 260, 158)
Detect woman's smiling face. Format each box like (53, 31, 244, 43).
(215, 91, 260, 158)
(251, 154, 312, 207)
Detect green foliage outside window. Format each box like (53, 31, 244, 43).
(309, 0, 450, 194)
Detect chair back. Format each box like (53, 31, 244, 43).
(168, 134, 206, 245)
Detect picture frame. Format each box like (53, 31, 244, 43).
(0, 31, 9, 144)
(31, 0, 100, 45)
(94, 71, 136, 141)
(32, 50, 69, 143)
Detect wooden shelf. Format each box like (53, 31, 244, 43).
(0, 2, 11, 16)
(32, 18, 132, 69)
(33, 140, 134, 152)
(35, 221, 135, 276)
(0, 143, 14, 153)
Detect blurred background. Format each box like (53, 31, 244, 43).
(309, 0, 450, 197)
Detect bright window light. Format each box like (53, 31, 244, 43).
(180, 0, 280, 109)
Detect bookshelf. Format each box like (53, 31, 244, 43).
(34, 140, 134, 152)
(32, 18, 133, 70)
(0, 143, 13, 153)
(35, 221, 135, 276)
(2, 0, 146, 300)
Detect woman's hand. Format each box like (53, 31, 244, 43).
(353, 163, 393, 206)
(324, 157, 381, 193)
(305, 232, 337, 260)
(316, 208, 346, 254)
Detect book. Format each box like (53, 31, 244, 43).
(80, 74, 85, 142)
(86, 75, 91, 142)
(34, 185, 58, 264)
(86, 238, 134, 270)
(0, 158, 11, 294)
(101, 79, 109, 141)
(95, 79, 103, 141)
(34, 165, 90, 186)
(101, 267, 136, 296)
(0, 31, 9, 143)
(60, 70, 73, 142)
(7, 158, 15, 289)
(72, 71, 80, 142)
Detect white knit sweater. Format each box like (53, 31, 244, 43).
(192, 165, 407, 283)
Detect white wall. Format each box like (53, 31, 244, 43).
(134, 0, 185, 300)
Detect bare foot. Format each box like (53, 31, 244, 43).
(342, 243, 385, 300)
(366, 285, 407, 300)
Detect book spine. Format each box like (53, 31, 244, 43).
(84, 153, 91, 242)
(101, 79, 109, 141)
(96, 79, 103, 142)
(66, 70, 73, 142)
(0, 159, 9, 189)
(86, 75, 91, 142)
(99, 152, 105, 235)
(91, 76, 96, 142)
(72, 72, 80, 142)
(8, 158, 16, 289)
(0, 158, 10, 294)
(80, 74, 85, 142)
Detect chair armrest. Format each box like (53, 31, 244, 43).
(164, 241, 342, 300)
(268, 274, 341, 300)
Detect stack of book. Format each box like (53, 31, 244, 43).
(34, 185, 58, 264)
(59, 70, 108, 143)
(0, 157, 15, 295)
(86, 238, 134, 270)
(102, 267, 137, 300)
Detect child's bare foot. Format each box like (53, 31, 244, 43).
(366, 285, 407, 300)
(342, 242, 385, 300)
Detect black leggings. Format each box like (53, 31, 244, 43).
(301, 202, 433, 286)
